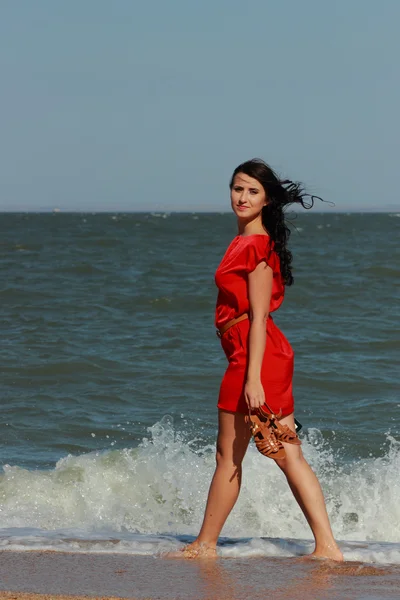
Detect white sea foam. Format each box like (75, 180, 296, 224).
(0, 531, 400, 565)
(1, 417, 399, 562)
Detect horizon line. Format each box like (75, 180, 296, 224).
(0, 209, 399, 215)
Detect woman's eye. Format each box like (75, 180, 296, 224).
(234, 187, 242, 192)
(250, 189, 258, 195)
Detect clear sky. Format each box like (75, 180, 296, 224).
(1, 1, 399, 212)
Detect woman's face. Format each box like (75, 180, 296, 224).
(230, 173, 267, 221)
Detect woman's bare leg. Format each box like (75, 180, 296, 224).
(183, 409, 251, 556)
(275, 413, 343, 561)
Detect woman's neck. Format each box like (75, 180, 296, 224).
(237, 216, 267, 236)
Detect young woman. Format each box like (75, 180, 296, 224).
(182, 159, 343, 561)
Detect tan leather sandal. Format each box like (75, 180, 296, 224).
(258, 405, 301, 446)
(246, 413, 286, 460)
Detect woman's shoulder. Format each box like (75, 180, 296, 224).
(237, 234, 278, 273)
(238, 233, 270, 240)
(237, 233, 273, 252)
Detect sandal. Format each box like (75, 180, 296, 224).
(258, 405, 301, 446)
(246, 413, 286, 460)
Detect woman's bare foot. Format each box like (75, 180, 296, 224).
(181, 541, 217, 558)
(165, 541, 217, 559)
(310, 542, 344, 562)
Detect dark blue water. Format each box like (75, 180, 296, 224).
(0, 211, 399, 562)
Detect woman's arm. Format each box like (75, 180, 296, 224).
(244, 260, 273, 409)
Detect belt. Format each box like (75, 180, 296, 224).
(216, 312, 249, 338)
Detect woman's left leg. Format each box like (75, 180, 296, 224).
(275, 413, 344, 561)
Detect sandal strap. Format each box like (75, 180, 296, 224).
(257, 406, 301, 445)
(248, 414, 286, 460)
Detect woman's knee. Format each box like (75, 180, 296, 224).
(275, 450, 306, 474)
(215, 448, 244, 470)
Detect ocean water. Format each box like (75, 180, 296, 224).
(0, 211, 399, 565)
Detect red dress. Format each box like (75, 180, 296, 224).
(215, 234, 294, 417)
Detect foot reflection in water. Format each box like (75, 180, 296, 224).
(166, 553, 394, 600)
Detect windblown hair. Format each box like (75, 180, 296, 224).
(230, 158, 323, 286)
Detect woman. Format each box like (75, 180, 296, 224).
(182, 159, 343, 561)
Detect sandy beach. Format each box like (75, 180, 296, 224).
(1, 550, 400, 600)
(0, 595, 143, 600)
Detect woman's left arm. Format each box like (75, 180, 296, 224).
(245, 261, 273, 410)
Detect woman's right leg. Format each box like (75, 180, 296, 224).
(184, 409, 251, 555)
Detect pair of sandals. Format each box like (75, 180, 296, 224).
(246, 404, 301, 460)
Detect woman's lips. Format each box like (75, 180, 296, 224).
(237, 206, 249, 211)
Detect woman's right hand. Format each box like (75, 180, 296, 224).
(244, 378, 265, 410)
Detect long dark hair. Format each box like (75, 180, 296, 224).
(230, 158, 323, 286)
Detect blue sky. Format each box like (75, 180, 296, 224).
(1, 1, 399, 212)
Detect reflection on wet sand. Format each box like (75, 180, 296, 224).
(187, 555, 396, 600)
(0, 549, 399, 600)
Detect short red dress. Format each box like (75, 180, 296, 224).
(215, 234, 294, 417)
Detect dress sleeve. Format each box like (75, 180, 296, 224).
(245, 236, 276, 274)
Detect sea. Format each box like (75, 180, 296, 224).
(0, 211, 399, 566)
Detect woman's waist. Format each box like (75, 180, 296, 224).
(215, 302, 281, 329)
(216, 311, 274, 338)
(217, 314, 293, 359)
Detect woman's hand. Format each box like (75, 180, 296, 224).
(244, 378, 265, 410)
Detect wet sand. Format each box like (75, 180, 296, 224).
(0, 550, 400, 600)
